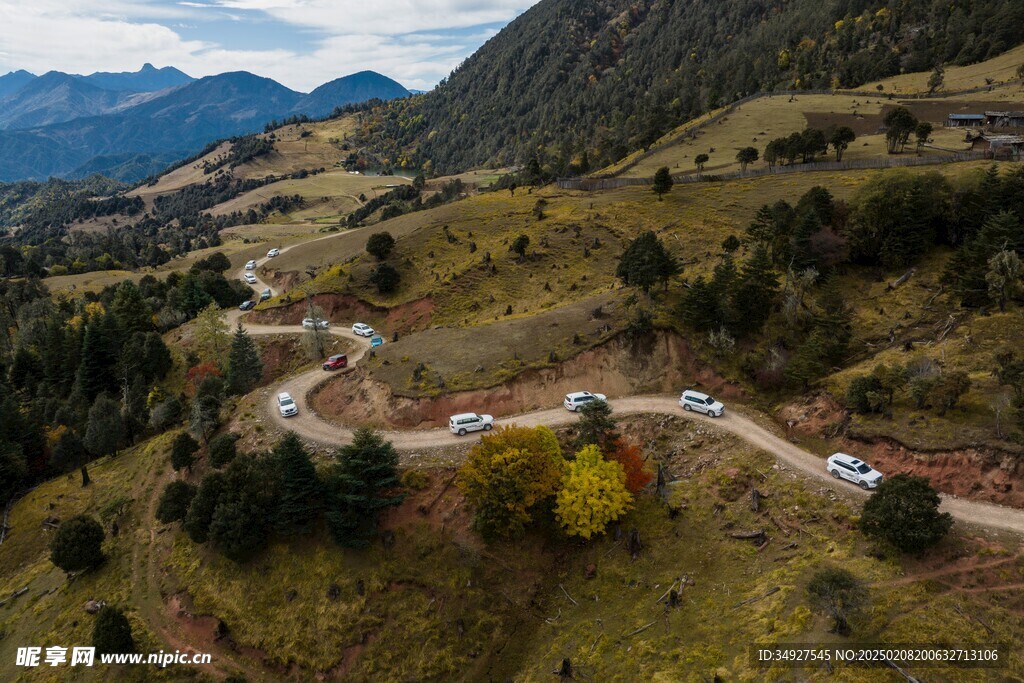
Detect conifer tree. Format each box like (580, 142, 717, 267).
(84, 393, 122, 458)
(271, 432, 321, 535)
(93, 606, 135, 655)
(327, 428, 404, 547)
(652, 166, 673, 200)
(170, 432, 199, 472)
(226, 323, 263, 395)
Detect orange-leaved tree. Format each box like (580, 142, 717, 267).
(605, 438, 653, 493)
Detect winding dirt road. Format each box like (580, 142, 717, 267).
(228, 242, 1024, 537)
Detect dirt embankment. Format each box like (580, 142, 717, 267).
(250, 293, 434, 333)
(312, 330, 745, 429)
(781, 393, 1024, 508)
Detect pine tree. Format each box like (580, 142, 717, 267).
(575, 399, 619, 451)
(84, 393, 122, 458)
(206, 467, 272, 561)
(271, 432, 321, 535)
(75, 318, 117, 401)
(110, 281, 152, 334)
(208, 433, 239, 469)
(50, 514, 105, 573)
(170, 432, 199, 472)
(184, 471, 227, 543)
(730, 244, 780, 338)
(226, 323, 263, 395)
(327, 428, 404, 547)
(156, 481, 197, 524)
(93, 606, 135, 655)
(859, 475, 951, 553)
(615, 231, 679, 293)
(652, 166, 673, 200)
(680, 276, 723, 332)
(51, 429, 91, 486)
(0, 440, 27, 504)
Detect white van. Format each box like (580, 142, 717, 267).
(679, 389, 725, 417)
(449, 413, 494, 436)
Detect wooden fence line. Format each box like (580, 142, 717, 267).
(558, 151, 995, 191)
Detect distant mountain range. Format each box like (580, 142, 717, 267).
(0, 66, 411, 182)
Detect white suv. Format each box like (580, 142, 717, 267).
(352, 323, 374, 337)
(827, 453, 883, 489)
(277, 392, 298, 417)
(679, 389, 725, 417)
(245, 259, 257, 270)
(302, 318, 329, 330)
(244, 273, 257, 284)
(449, 413, 494, 436)
(267, 248, 281, 258)
(564, 391, 607, 411)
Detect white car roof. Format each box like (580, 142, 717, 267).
(566, 391, 594, 399)
(830, 453, 866, 466)
(682, 389, 710, 400)
(354, 323, 371, 328)
(450, 412, 480, 420)
(278, 392, 292, 401)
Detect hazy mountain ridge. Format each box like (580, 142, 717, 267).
(0, 69, 410, 181)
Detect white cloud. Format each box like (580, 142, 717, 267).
(0, 0, 538, 91)
(209, 0, 531, 35)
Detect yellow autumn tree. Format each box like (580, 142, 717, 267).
(555, 445, 633, 540)
(457, 425, 564, 539)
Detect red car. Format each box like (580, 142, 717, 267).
(322, 354, 348, 371)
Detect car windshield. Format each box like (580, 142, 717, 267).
(856, 464, 872, 474)
(281, 398, 293, 406)
(705, 397, 716, 405)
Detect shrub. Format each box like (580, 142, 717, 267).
(50, 515, 105, 573)
(859, 475, 952, 553)
(156, 481, 197, 524)
(93, 606, 135, 655)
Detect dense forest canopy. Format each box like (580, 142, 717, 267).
(352, 0, 1023, 175)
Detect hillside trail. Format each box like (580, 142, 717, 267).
(131, 440, 274, 680)
(221, 238, 1024, 537)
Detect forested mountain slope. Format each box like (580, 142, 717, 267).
(367, 0, 1023, 174)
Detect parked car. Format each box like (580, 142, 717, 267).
(370, 335, 384, 347)
(449, 412, 494, 436)
(322, 354, 348, 370)
(679, 389, 725, 417)
(238, 300, 256, 311)
(260, 288, 272, 301)
(244, 273, 258, 284)
(826, 453, 883, 490)
(267, 248, 281, 258)
(563, 391, 607, 411)
(302, 318, 329, 330)
(352, 323, 374, 337)
(245, 259, 257, 270)
(277, 392, 298, 417)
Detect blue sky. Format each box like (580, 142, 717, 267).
(0, 0, 541, 91)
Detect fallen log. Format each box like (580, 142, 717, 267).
(624, 621, 657, 638)
(0, 587, 29, 607)
(887, 268, 916, 290)
(731, 586, 780, 609)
